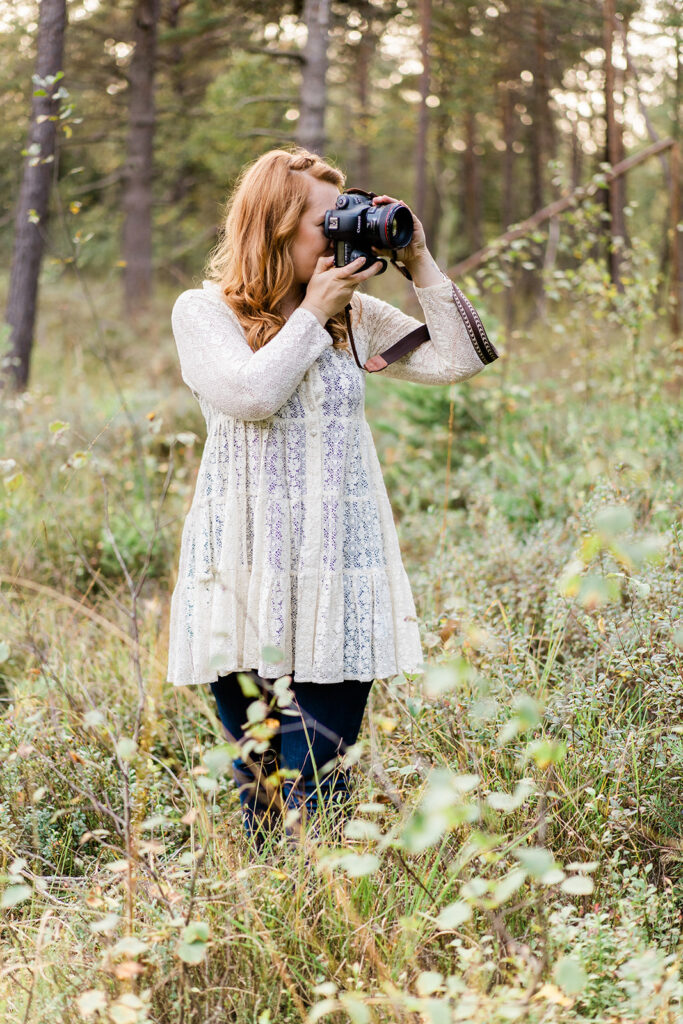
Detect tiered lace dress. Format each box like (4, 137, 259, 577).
(166, 272, 497, 685)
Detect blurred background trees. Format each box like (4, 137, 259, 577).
(1, 0, 681, 387)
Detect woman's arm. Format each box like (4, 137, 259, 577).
(357, 267, 499, 385)
(358, 196, 498, 383)
(171, 289, 333, 420)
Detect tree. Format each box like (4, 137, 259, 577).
(2, 0, 67, 392)
(297, 0, 331, 153)
(121, 0, 160, 314)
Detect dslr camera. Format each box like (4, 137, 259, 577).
(323, 190, 413, 275)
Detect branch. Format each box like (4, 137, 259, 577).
(449, 137, 676, 278)
(244, 46, 305, 63)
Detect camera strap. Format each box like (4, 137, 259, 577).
(340, 187, 496, 372)
(344, 280, 496, 373)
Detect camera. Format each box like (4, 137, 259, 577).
(323, 192, 413, 274)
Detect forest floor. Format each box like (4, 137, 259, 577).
(0, 275, 681, 1023)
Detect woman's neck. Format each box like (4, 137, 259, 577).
(278, 284, 305, 319)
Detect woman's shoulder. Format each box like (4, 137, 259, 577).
(171, 281, 243, 335)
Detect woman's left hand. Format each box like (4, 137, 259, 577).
(369, 194, 429, 267)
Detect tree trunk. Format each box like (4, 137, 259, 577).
(415, 0, 432, 225)
(3, 0, 67, 393)
(297, 0, 330, 155)
(355, 6, 374, 185)
(529, 2, 547, 215)
(500, 79, 516, 229)
(603, 0, 625, 289)
(122, 0, 159, 315)
(462, 105, 483, 254)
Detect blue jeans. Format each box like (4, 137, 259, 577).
(210, 670, 373, 848)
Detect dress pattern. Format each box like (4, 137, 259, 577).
(167, 273, 497, 685)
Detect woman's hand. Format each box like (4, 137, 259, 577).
(301, 253, 383, 324)
(369, 194, 429, 268)
(370, 194, 445, 286)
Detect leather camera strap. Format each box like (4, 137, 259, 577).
(344, 279, 496, 373)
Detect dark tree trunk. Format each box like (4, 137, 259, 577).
(3, 0, 67, 392)
(354, 6, 374, 185)
(529, 3, 547, 214)
(602, 0, 625, 289)
(570, 116, 583, 189)
(415, 0, 432, 225)
(297, 0, 330, 154)
(500, 80, 516, 229)
(122, 0, 159, 315)
(462, 105, 483, 253)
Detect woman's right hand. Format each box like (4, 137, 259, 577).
(301, 254, 383, 324)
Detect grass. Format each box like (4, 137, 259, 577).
(0, 264, 681, 1023)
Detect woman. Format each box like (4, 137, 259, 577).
(167, 147, 498, 851)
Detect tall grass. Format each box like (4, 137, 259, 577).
(0, 252, 681, 1023)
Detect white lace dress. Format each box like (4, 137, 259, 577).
(166, 272, 497, 685)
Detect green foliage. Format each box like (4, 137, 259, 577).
(1, 217, 682, 1024)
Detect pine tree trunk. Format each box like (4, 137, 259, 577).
(462, 105, 483, 253)
(603, 0, 625, 289)
(297, 0, 330, 155)
(3, 0, 67, 392)
(122, 0, 159, 315)
(355, 7, 374, 185)
(501, 80, 516, 229)
(529, 3, 546, 214)
(415, 0, 431, 225)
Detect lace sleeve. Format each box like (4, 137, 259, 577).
(171, 290, 333, 420)
(356, 271, 498, 385)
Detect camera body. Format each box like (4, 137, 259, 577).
(323, 192, 413, 274)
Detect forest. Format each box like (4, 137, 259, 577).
(0, 0, 682, 1022)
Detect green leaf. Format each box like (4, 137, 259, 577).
(116, 737, 137, 761)
(236, 672, 261, 698)
(343, 819, 381, 842)
(416, 971, 443, 996)
(515, 846, 555, 879)
(436, 900, 471, 928)
(177, 929, 209, 964)
(1, 884, 32, 908)
(203, 742, 237, 777)
(554, 955, 588, 995)
(306, 1000, 338, 1023)
(76, 989, 107, 1018)
(339, 993, 370, 1023)
(89, 912, 120, 933)
(182, 921, 209, 944)
(336, 853, 379, 877)
(112, 936, 148, 957)
(594, 505, 633, 537)
(561, 874, 594, 895)
(0, 641, 9, 664)
(491, 868, 526, 907)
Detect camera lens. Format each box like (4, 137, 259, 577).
(368, 203, 413, 249)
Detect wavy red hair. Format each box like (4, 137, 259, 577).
(205, 147, 350, 354)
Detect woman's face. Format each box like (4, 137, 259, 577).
(289, 176, 339, 288)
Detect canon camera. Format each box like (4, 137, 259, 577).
(323, 192, 413, 275)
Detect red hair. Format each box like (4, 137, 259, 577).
(205, 147, 349, 353)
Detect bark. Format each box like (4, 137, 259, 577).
(500, 79, 516, 229)
(529, 3, 546, 214)
(296, 0, 330, 155)
(462, 106, 483, 253)
(122, 0, 159, 314)
(602, 0, 625, 290)
(354, 5, 374, 186)
(414, 0, 431, 225)
(3, 0, 67, 392)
